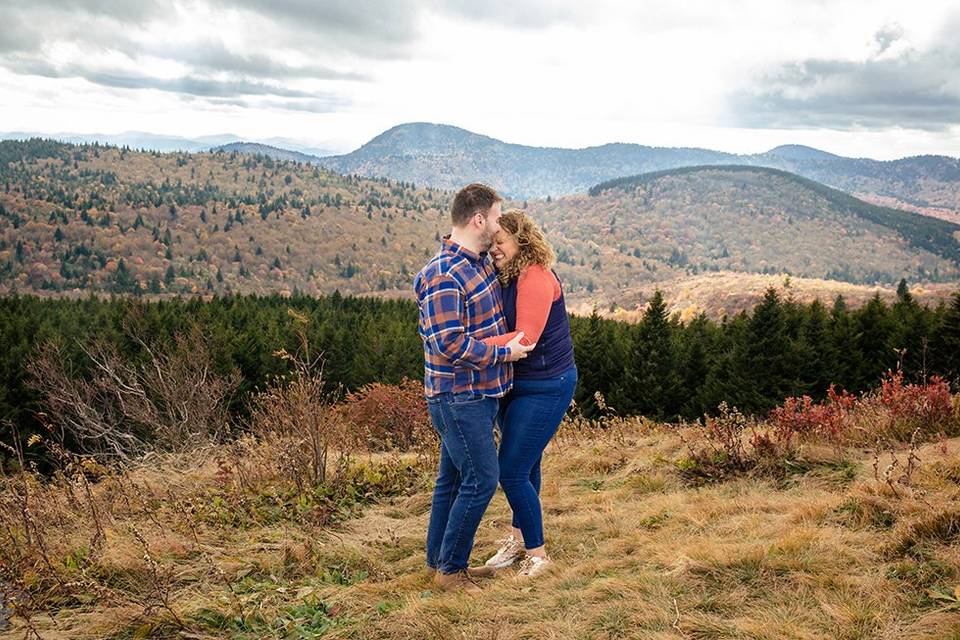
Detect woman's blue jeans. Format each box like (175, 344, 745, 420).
(425, 392, 500, 575)
(498, 366, 577, 550)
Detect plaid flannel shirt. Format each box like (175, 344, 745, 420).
(414, 237, 513, 398)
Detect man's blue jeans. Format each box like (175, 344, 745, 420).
(425, 391, 500, 574)
(498, 366, 577, 549)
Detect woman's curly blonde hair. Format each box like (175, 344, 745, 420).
(496, 209, 556, 285)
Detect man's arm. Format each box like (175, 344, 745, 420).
(419, 273, 510, 370)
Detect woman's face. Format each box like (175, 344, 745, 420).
(492, 228, 519, 268)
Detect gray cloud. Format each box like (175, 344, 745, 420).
(4, 0, 166, 23)
(0, 0, 585, 114)
(214, 0, 422, 58)
(88, 73, 317, 98)
(7, 56, 326, 98)
(430, 0, 583, 29)
(146, 41, 369, 81)
(727, 24, 960, 131)
(0, 0, 372, 109)
(873, 23, 904, 54)
(0, 11, 41, 53)
(201, 95, 345, 112)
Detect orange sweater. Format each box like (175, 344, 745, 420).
(483, 264, 560, 348)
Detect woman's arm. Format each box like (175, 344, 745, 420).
(482, 330, 520, 347)
(513, 265, 559, 345)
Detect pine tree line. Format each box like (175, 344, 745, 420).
(1, 286, 959, 457)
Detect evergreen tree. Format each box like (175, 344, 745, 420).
(890, 285, 934, 380)
(739, 288, 793, 413)
(896, 278, 911, 302)
(800, 299, 835, 397)
(614, 291, 681, 419)
(112, 259, 133, 293)
(855, 294, 893, 388)
(933, 293, 960, 385)
(829, 295, 860, 392)
(678, 313, 714, 418)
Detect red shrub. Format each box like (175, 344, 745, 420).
(337, 379, 434, 451)
(767, 385, 857, 451)
(767, 372, 955, 448)
(872, 370, 954, 441)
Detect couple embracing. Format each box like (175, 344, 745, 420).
(414, 183, 577, 593)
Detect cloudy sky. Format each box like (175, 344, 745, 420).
(1, 0, 959, 158)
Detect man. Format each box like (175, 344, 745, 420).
(415, 183, 534, 593)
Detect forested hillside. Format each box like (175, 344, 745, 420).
(531, 166, 960, 299)
(0, 139, 452, 298)
(3, 140, 958, 316)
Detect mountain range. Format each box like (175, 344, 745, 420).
(0, 131, 338, 157)
(218, 123, 960, 215)
(7, 123, 960, 216)
(1, 138, 958, 317)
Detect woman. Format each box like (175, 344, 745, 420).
(481, 209, 577, 579)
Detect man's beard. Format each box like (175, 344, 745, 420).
(479, 226, 496, 252)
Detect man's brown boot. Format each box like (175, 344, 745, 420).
(466, 565, 497, 579)
(432, 569, 482, 593)
(424, 566, 496, 579)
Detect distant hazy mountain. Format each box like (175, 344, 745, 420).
(314, 122, 739, 197)
(217, 142, 322, 165)
(0, 131, 337, 157)
(312, 123, 960, 210)
(0, 131, 238, 153)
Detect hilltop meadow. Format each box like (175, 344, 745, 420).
(2, 343, 960, 639)
(3, 137, 960, 638)
(2, 290, 960, 638)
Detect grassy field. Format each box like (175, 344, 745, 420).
(3, 388, 960, 640)
(576, 271, 960, 323)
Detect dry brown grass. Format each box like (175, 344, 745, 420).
(4, 414, 960, 639)
(574, 271, 960, 322)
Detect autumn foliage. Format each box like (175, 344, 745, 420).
(338, 378, 433, 452)
(682, 371, 960, 481)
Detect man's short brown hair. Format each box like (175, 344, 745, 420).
(451, 183, 502, 227)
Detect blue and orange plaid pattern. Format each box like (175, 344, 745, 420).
(415, 237, 513, 398)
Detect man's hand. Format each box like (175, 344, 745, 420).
(505, 331, 535, 362)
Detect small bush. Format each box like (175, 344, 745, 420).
(767, 385, 856, 452)
(337, 379, 434, 453)
(678, 403, 758, 482)
(872, 371, 955, 442)
(27, 326, 240, 462)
